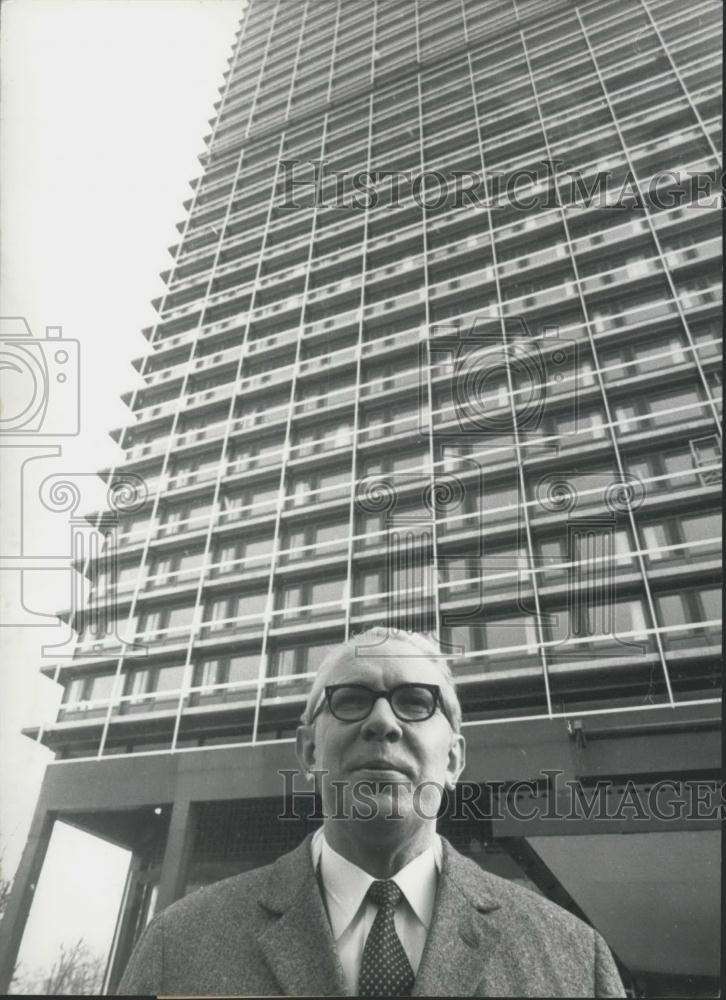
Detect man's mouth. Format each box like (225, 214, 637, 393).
(353, 761, 412, 779)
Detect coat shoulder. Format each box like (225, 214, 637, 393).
(446, 843, 593, 941)
(157, 855, 280, 931)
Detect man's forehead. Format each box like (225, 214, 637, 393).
(334, 643, 443, 683)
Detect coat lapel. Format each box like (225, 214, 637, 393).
(413, 841, 503, 997)
(255, 835, 347, 997)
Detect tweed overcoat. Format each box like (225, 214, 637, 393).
(118, 834, 625, 997)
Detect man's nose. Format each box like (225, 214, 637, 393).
(361, 696, 403, 740)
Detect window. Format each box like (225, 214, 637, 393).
(657, 593, 689, 627)
(310, 578, 344, 606)
(64, 677, 86, 705)
(614, 403, 638, 435)
(115, 561, 143, 591)
(663, 450, 697, 489)
(439, 556, 478, 596)
(305, 642, 338, 671)
(119, 513, 151, 543)
(282, 519, 349, 561)
(444, 624, 472, 655)
(700, 588, 721, 623)
(268, 640, 341, 696)
(288, 466, 349, 508)
(204, 596, 233, 632)
(211, 535, 274, 576)
(655, 587, 721, 653)
(213, 542, 240, 576)
(170, 451, 220, 487)
(138, 604, 195, 642)
(167, 604, 195, 632)
(547, 597, 649, 655)
(690, 437, 722, 486)
(538, 538, 567, 579)
(245, 537, 274, 562)
(155, 664, 186, 693)
(150, 548, 204, 587)
(642, 523, 669, 560)
(88, 673, 116, 701)
(276, 647, 298, 676)
(355, 511, 386, 548)
(292, 420, 353, 457)
(228, 653, 261, 683)
(160, 499, 213, 535)
(276, 576, 345, 621)
(693, 324, 721, 359)
(483, 615, 538, 654)
(355, 568, 384, 597)
(282, 583, 303, 610)
(613, 529, 633, 566)
(202, 591, 267, 634)
(648, 388, 702, 426)
(481, 486, 519, 524)
(391, 450, 431, 474)
(228, 435, 284, 474)
(126, 668, 150, 702)
(680, 512, 721, 548)
(197, 657, 222, 692)
(613, 600, 647, 641)
(192, 653, 260, 702)
(220, 482, 280, 521)
(238, 591, 269, 621)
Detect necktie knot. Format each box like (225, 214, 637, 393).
(368, 879, 402, 910)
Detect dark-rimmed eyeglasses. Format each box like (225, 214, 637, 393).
(311, 683, 442, 724)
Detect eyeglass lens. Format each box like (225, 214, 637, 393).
(329, 685, 436, 721)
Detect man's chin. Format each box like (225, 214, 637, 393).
(350, 776, 415, 822)
(319, 775, 415, 821)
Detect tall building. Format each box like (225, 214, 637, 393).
(2, 0, 721, 994)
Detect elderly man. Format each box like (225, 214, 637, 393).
(119, 628, 625, 997)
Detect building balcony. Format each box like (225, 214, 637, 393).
(29, 614, 721, 756)
(116, 296, 720, 462)
(142, 210, 717, 389)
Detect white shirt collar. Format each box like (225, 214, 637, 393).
(311, 827, 441, 942)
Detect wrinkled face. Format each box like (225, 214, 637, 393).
(296, 641, 465, 831)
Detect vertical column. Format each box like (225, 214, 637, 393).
(103, 853, 144, 994)
(155, 798, 197, 912)
(0, 806, 55, 993)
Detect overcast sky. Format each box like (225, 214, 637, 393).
(0, 0, 243, 977)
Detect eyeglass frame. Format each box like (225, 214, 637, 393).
(310, 682, 446, 725)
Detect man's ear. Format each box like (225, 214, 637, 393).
(295, 724, 317, 776)
(445, 732, 466, 790)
